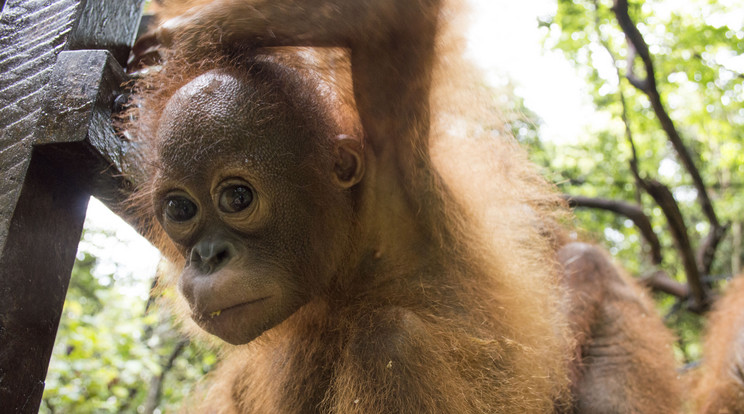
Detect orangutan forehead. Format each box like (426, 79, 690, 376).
(153, 69, 315, 177)
(170, 70, 245, 108)
(157, 72, 268, 155)
(158, 71, 255, 147)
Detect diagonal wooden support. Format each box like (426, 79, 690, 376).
(0, 0, 144, 411)
(36, 50, 135, 206)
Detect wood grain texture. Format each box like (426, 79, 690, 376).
(0, 0, 80, 252)
(0, 0, 144, 411)
(36, 49, 137, 221)
(0, 0, 144, 251)
(0, 148, 90, 412)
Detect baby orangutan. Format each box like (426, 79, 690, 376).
(126, 0, 682, 412)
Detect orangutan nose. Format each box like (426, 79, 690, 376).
(189, 238, 235, 274)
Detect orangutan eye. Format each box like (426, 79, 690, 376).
(164, 196, 198, 222)
(219, 185, 254, 213)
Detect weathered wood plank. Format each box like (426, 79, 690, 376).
(0, 148, 90, 412)
(36, 49, 134, 206)
(0, 0, 82, 252)
(68, 0, 144, 66)
(0, 0, 144, 251)
(0, 0, 144, 411)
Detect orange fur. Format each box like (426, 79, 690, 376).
(693, 276, 744, 413)
(122, 1, 682, 412)
(559, 243, 681, 413)
(129, 49, 573, 413)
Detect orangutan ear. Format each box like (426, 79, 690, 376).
(331, 135, 365, 189)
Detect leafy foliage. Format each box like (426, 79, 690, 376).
(536, 0, 744, 359)
(41, 228, 216, 414)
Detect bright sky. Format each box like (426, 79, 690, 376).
(467, 0, 599, 144)
(84, 198, 161, 299)
(84, 1, 599, 293)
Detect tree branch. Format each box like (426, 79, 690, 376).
(564, 195, 662, 264)
(143, 339, 189, 414)
(638, 178, 707, 311)
(564, 194, 693, 300)
(697, 223, 730, 277)
(591, 0, 667, 276)
(623, 39, 651, 92)
(640, 269, 690, 299)
(612, 0, 657, 92)
(611, 0, 726, 279)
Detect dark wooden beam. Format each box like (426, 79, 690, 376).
(0, 0, 143, 411)
(36, 50, 135, 206)
(0, 147, 91, 412)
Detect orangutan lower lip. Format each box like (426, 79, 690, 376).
(200, 296, 270, 320)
